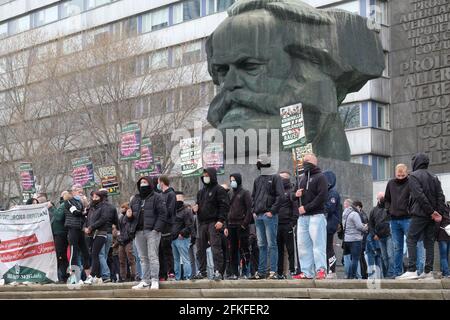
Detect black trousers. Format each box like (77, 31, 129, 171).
(277, 224, 295, 275)
(407, 216, 436, 273)
(159, 234, 174, 279)
(91, 236, 106, 278)
(248, 224, 259, 276)
(326, 232, 337, 273)
(197, 222, 224, 275)
(228, 225, 250, 277)
(67, 228, 91, 270)
(54, 233, 69, 282)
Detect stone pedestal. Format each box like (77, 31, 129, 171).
(218, 151, 373, 210)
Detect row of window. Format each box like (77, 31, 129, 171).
(339, 101, 389, 130)
(320, 0, 389, 26)
(0, 0, 235, 40)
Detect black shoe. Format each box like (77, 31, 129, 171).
(102, 278, 111, 283)
(191, 273, 207, 280)
(250, 272, 266, 280)
(227, 274, 238, 280)
(213, 271, 223, 281)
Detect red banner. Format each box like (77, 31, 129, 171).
(0, 234, 38, 252)
(0, 242, 55, 263)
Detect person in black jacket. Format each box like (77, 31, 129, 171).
(128, 176, 168, 289)
(83, 191, 110, 285)
(323, 170, 341, 279)
(118, 202, 136, 282)
(227, 173, 252, 280)
(397, 153, 447, 280)
(65, 185, 90, 283)
(96, 189, 118, 283)
(385, 163, 425, 277)
(158, 175, 176, 281)
(251, 154, 285, 280)
(171, 191, 194, 280)
(292, 153, 328, 280)
(191, 167, 230, 281)
(276, 171, 297, 279)
(369, 192, 394, 278)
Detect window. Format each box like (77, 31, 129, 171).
(183, 0, 201, 21)
(206, 0, 235, 14)
(373, 156, 388, 181)
(85, 26, 110, 47)
(218, 0, 234, 11)
(61, 0, 84, 18)
(36, 42, 57, 61)
(32, 5, 58, 27)
(330, 0, 359, 14)
(0, 57, 6, 74)
(149, 50, 169, 70)
(87, 0, 110, 10)
(135, 96, 150, 119)
(150, 92, 168, 116)
(370, 0, 389, 26)
(173, 3, 183, 24)
(142, 8, 169, 32)
(62, 34, 82, 54)
(339, 103, 361, 129)
(376, 104, 389, 129)
(9, 15, 30, 35)
(173, 41, 202, 67)
(382, 52, 389, 77)
(0, 22, 7, 38)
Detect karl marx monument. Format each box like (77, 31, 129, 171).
(206, 0, 385, 161)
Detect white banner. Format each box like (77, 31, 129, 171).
(0, 204, 57, 284)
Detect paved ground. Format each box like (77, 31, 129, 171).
(1, 279, 449, 299)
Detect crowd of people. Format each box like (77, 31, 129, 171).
(24, 152, 450, 289)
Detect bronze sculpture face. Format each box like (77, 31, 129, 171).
(206, 0, 385, 161)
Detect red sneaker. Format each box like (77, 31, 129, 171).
(315, 268, 327, 280)
(159, 278, 166, 282)
(292, 273, 313, 280)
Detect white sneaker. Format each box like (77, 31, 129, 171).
(418, 272, 434, 280)
(94, 277, 103, 284)
(326, 272, 337, 279)
(84, 275, 94, 285)
(150, 280, 159, 290)
(395, 271, 420, 280)
(78, 280, 84, 285)
(132, 281, 150, 290)
(0, 279, 5, 286)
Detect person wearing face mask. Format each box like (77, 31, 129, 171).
(128, 177, 168, 290)
(83, 191, 110, 285)
(385, 164, 425, 277)
(369, 192, 394, 279)
(157, 175, 176, 281)
(292, 153, 328, 280)
(191, 167, 230, 281)
(118, 202, 136, 282)
(64, 185, 90, 284)
(251, 154, 285, 280)
(276, 171, 297, 279)
(226, 173, 252, 280)
(171, 191, 194, 280)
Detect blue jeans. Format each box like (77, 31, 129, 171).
(99, 233, 112, 279)
(133, 241, 143, 279)
(390, 219, 424, 276)
(172, 238, 192, 280)
(379, 236, 395, 278)
(439, 241, 450, 277)
(297, 214, 327, 278)
(255, 213, 278, 274)
(344, 255, 361, 279)
(366, 235, 382, 278)
(345, 241, 362, 279)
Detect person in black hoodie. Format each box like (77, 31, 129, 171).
(158, 175, 176, 281)
(171, 191, 194, 280)
(323, 170, 341, 279)
(276, 171, 297, 279)
(65, 185, 90, 283)
(83, 191, 110, 285)
(191, 167, 230, 281)
(369, 192, 394, 278)
(118, 202, 136, 282)
(251, 154, 285, 280)
(384, 163, 424, 277)
(128, 176, 168, 290)
(397, 153, 447, 280)
(227, 173, 252, 280)
(292, 153, 328, 280)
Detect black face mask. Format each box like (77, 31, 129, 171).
(303, 162, 315, 172)
(378, 199, 385, 207)
(139, 185, 153, 198)
(257, 162, 271, 170)
(282, 178, 291, 189)
(91, 199, 101, 206)
(176, 201, 184, 210)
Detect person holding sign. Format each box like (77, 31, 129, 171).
(292, 154, 328, 280)
(191, 167, 230, 281)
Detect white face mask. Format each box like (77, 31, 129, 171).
(203, 176, 211, 184)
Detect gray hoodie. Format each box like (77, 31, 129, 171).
(342, 207, 367, 242)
